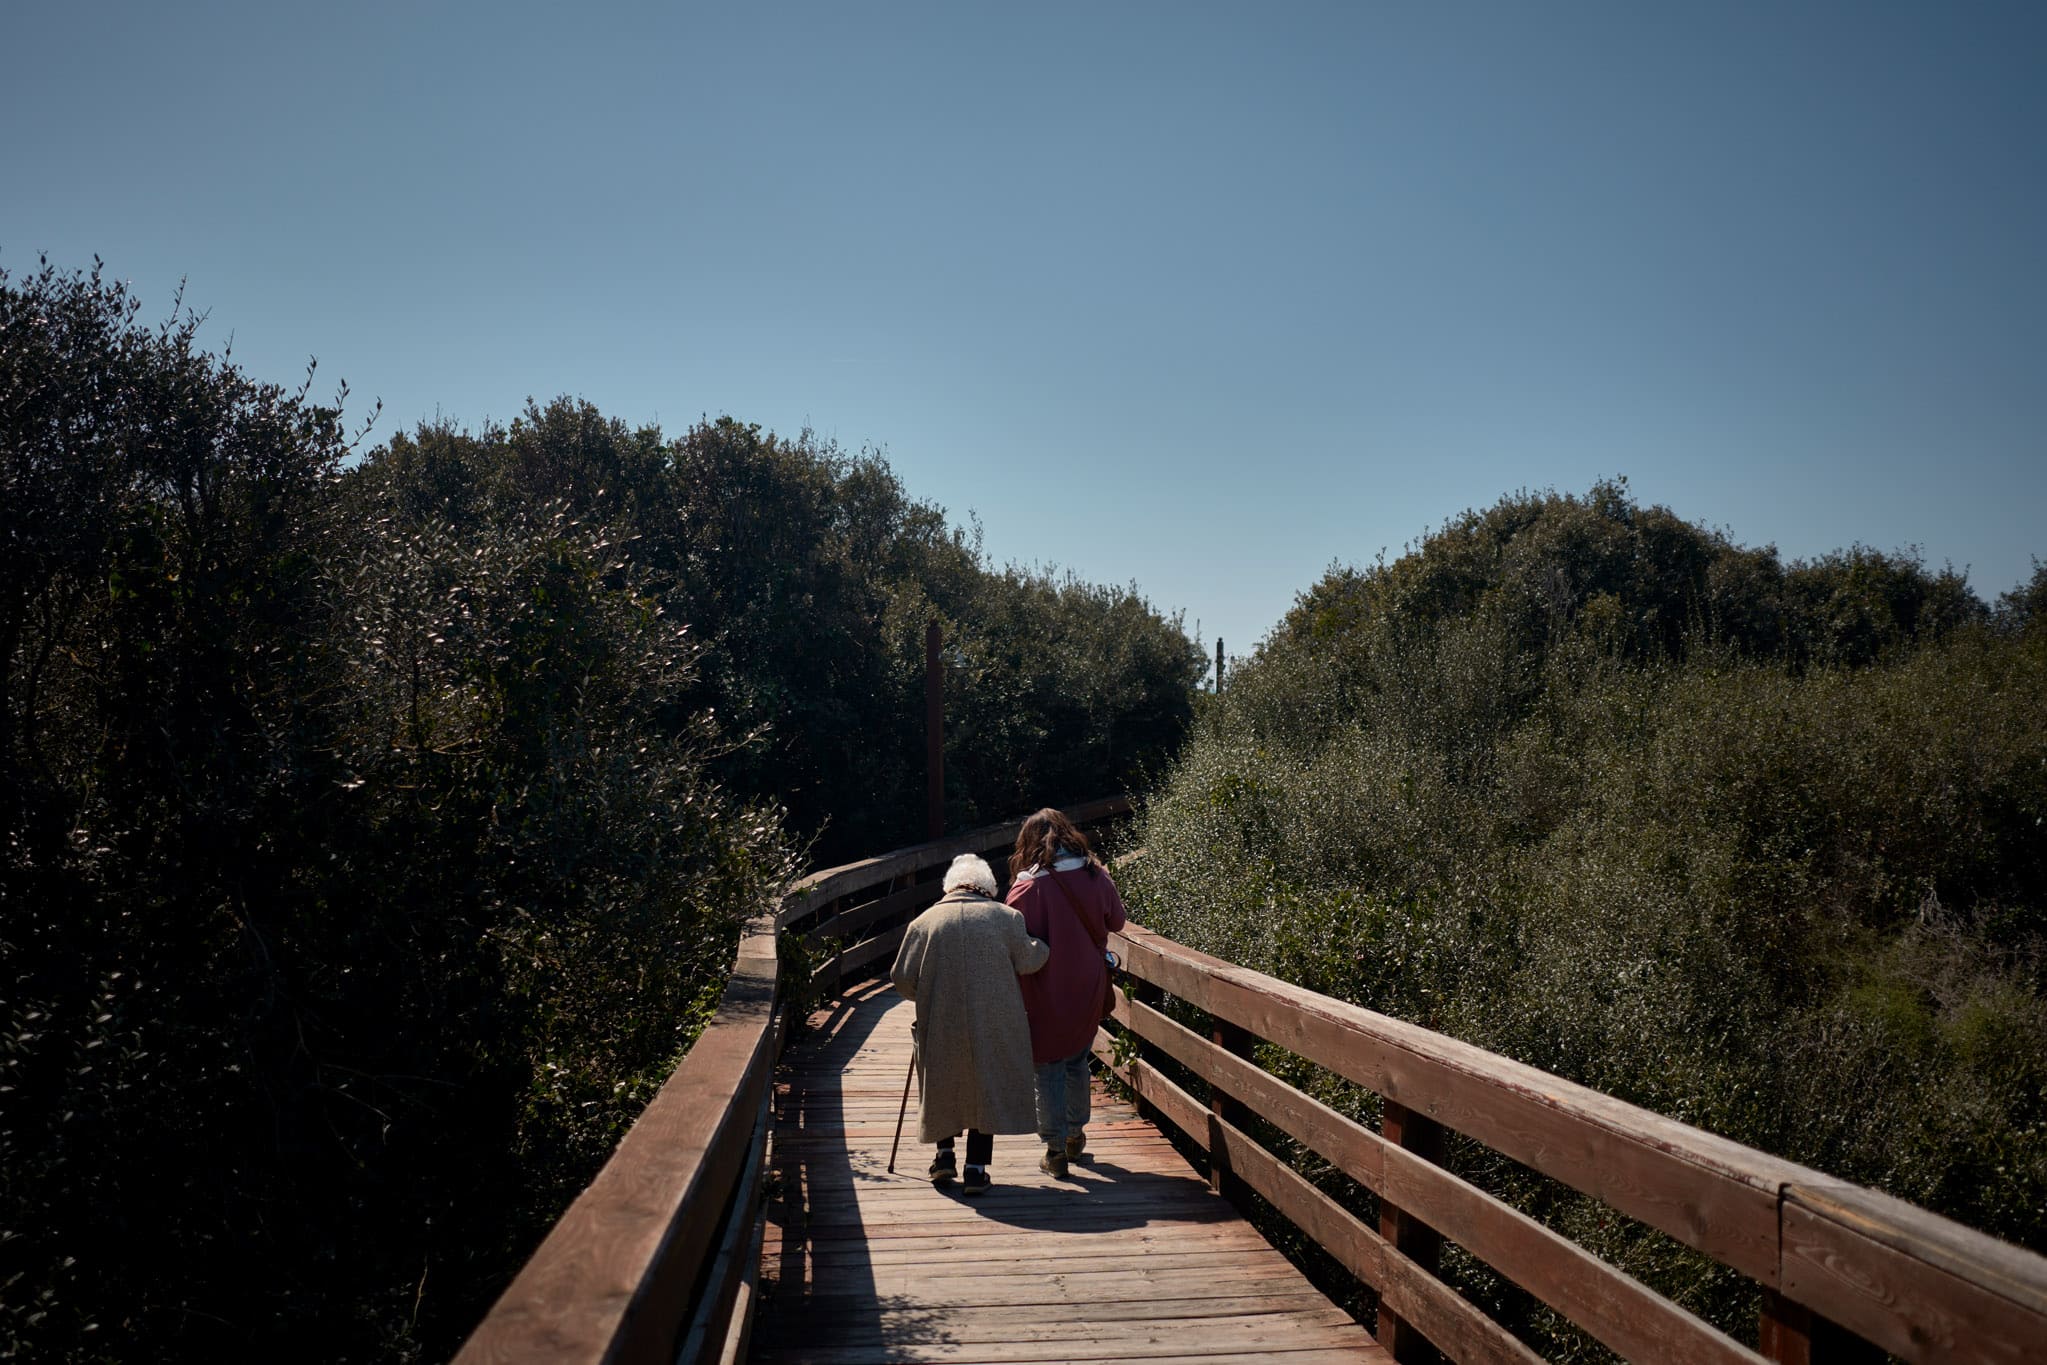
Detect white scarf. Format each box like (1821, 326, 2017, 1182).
(1015, 848, 1087, 882)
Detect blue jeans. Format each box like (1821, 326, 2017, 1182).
(1035, 1048, 1092, 1147)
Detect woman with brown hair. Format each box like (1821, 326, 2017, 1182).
(1004, 807, 1127, 1178)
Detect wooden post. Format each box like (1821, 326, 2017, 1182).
(1215, 637, 1225, 693)
(1377, 1100, 1445, 1364)
(1208, 1019, 1256, 1206)
(1760, 1289, 1813, 1365)
(925, 620, 943, 840)
(1760, 1288, 1884, 1364)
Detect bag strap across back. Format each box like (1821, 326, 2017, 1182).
(1042, 869, 1108, 950)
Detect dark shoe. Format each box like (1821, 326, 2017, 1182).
(928, 1150, 956, 1186)
(1064, 1130, 1087, 1161)
(961, 1164, 990, 1195)
(1039, 1147, 1069, 1179)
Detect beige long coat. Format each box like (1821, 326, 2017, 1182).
(889, 889, 1050, 1142)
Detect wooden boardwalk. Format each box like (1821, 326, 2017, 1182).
(753, 979, 1387, 1365)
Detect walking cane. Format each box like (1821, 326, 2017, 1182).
(887, 1043, 917, 1174)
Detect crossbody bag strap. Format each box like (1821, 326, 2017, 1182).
(1044, 870, 1108, 950)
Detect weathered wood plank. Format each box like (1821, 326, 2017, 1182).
(1782, 1182, 2047, 1364)
(793, 1273, 1320, 1307)
(771, 1230, 1283, 1269)
(752, 1316, 1377, 1364)
(753, 1299, 1354, 1341)
(818, 922, 912, 984)
(804, 879, 944, 947)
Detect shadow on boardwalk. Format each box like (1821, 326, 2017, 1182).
(753, 980, 1385, 1364)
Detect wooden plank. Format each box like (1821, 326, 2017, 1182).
(808, 1270, 1319, 1305)
(752, 1313, 1365, 1354)
(1113, 924, 1798, 1282)
(774, 1229, 1283, 1267)
(676, 1079, 772, 1365)
(1781, 1183, 2047, 1364)
(756, 1346, 1382, 1365)
(786, 1219, 1228, 1252)
(791, 1194, 1234, 1223)
(713, 1163, 770, 1365)
(751, 1313, 1374, 1363)
(823, 1245, 1297, 1273)
(756, 1295, 1347, 1333)
(804, 878, 944, 947)
(777, 1239, 1280, 1267)
(819, 921, 910, 983)
(1788, 1179, 2047, 1319)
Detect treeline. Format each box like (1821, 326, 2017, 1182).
(1124, 479, 2046, 1356)
(0, 260, 1204, 1360)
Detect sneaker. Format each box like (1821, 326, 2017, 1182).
(961, 1164, 990, 1195)
(927, 1150, 956, 1186)
(1064, 1130, 1087, 1161)
(1039, 1147, 1070, 1179)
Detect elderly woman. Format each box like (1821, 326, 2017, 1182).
(889, 853, 1050, 1194)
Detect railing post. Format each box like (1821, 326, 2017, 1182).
(925, 620, 943, 840)
(1759, 1288, 1883, 1364)
(1208, 1019, 1255, 1206)
(1378, 1099, 1445, 1364)
(1761, 1289, 1813, 1365)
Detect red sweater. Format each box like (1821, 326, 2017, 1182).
(1006, 863, 1128, 1064)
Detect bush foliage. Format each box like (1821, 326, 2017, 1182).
(0, 261, 1202, 1360)
(1124, 481, 2045, 1355)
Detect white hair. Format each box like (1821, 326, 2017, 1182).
(942, 853, 998, 898)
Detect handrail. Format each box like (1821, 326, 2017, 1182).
(453, 796, 1133, 1364)
(1099, 921, 2047, 1365)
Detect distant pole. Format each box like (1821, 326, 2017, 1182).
(1215, 638, 1225, 694)
(926, 620, 944, 840)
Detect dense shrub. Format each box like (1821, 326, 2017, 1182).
(1125, 482, 2045, 1355)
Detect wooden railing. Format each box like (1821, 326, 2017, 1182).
(454, 797, 1133, 1365)
(1097, 922, 2047, 1365)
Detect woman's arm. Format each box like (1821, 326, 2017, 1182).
(1007, 910, 1051, 975)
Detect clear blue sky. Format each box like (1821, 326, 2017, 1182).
(8, 2, 2044, 659)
